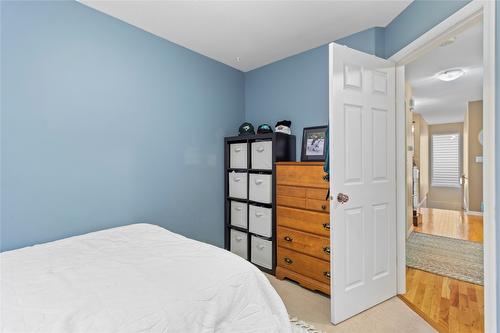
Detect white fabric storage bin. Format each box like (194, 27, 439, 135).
(228, 172, 247, 199)
(230, 229, 248, 260)
(230, 201, 248, 229)
(251, 141, 272, 170)
(251, 236, 272, 269)
(230, 143, 248, 169)
(249, 205, 272, 237)
(249, 174, 272, 204)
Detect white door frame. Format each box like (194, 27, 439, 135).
(390, 1, 496, 332)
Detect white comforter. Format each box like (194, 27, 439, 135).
(1, 224, 290, 333)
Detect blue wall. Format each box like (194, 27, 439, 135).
(336, 27, 385, 58)
(384, 0, 471, 58)
(245, 46, 329, 159)
(245, 29, 383, 158)
(0, 1, 244, 251)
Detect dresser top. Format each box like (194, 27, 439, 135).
(275, 161, 325, 166)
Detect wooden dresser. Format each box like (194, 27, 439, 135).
(275, 162, 330, 295)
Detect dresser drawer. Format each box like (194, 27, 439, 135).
(277, 227, 330, 261)
(306, 198, 330, 213)
(277, 206, 330, 237)
(277, 185, 306, 198)
(251, 141, 272, 170)
(249, 205, 272, 237)
(249, 173, 272, 204)
(230, 143, 247, 169)
(230, 229, 248, 260)
(228, 172, 247, 199)
(277, 247, 331, 285)
(277, 195, 306, 209)
(251, 236, 272, 269)
(276, 164, 328, 188)
(230, 201, 247, 229)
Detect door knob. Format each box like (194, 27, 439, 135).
(337, 193, 349, 204)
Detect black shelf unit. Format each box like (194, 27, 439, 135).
(224, 132, 296, 274)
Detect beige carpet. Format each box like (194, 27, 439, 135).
(266, 274, 436, 333)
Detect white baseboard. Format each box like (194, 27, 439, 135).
(466, 210, 484, 216)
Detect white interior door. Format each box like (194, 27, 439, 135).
(329, 42, 397, 324)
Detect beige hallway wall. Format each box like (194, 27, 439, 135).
(428, 122, 464, 211)
(413, 113, 429, 206)
(406, 83, 414, 235)
(465, 101, 483, 212)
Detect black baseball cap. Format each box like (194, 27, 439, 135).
(238, 122, 255, 136)
(257, 124, 273, 134)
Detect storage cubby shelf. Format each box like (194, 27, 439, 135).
(224, 132, 296, 275)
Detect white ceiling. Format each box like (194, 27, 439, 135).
(406, 22, 483, 125)
(80, 0, 411, 72)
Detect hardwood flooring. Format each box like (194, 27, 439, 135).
(414, 208, 483, 243)
(401, 208, 484, 332)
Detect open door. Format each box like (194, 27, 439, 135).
(329, 43, 397, 324)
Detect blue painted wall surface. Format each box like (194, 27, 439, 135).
(0, 1, 244, 251)
(245, 29, 384, 159)
(336, 27, 385, 58)
(244, 46, 329, 159)
(384, 0, 471, 58)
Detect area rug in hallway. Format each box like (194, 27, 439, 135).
(406, 232, 483, 285)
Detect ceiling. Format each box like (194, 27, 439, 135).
(80, 0, 411, 72)
(406, 22, 483, 125)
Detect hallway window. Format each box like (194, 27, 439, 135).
(431, 133, 461, 187)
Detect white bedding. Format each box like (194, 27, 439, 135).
(1, 224, 290, 333)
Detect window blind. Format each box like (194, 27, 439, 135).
(431, 133, 460, 188)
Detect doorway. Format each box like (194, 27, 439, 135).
(390, 1, 495, 332)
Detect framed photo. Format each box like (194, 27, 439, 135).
(301, 126, 328, 162)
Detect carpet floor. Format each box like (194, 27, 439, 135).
(266, 274, 435, 332)
(406, 232, 483, 285)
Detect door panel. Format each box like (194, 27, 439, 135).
(329, 43, 396, 324)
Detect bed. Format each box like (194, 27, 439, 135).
(1, 224, 291, 332)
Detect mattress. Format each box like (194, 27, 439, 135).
(1, 224, 290, 333)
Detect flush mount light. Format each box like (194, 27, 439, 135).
(436, 69, 465, 81)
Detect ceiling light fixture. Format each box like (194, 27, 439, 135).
(436, 69, 464, 82)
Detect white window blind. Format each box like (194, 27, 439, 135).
(431, 133, 460, 188)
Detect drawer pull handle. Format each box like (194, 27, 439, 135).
(322, 223, 330, 230)
(235, 236, 243, 241)
(324, 271, 331, 279)
(284, 257, 293, 264)
(258, 244, 265, 250)
(323, 246, 330, 255)
(257, 146, 265, 152)
(255, 179, 264, 185)
(234, 177, 241, 182)
(321, 204, 327, 210)
(235, 206, 243, 211)
(284, 236, 293, 242)
(234, 147, 242, 152)
(255, 212, 263, 217)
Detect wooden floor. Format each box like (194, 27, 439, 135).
(414, 208, 483, 243)
(401, 208, 484, 333)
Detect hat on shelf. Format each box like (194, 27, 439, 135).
(275, 120, 292, 134)
(238, 122, 255, 136)
(257, 124, 273, 134)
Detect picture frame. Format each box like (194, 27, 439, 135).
(301, 126, 328, 162)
